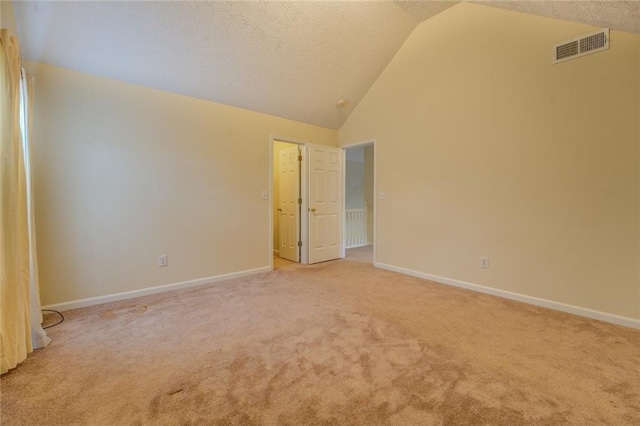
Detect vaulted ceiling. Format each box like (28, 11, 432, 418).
(12, 1, 640, 129)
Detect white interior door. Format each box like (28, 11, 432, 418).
(308, 144, 343, 264)
(278, 145, 301, 262)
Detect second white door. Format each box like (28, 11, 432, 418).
(308, 144, 343, 264)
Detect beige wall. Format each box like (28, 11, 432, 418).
(1, 1, 17, 36)
(26, 61, 336, 306)
(339, 3, 640, 320)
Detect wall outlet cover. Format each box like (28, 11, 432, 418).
(480, 256, 489, 269)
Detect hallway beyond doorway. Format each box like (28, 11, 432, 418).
(345, 244, 373, 264)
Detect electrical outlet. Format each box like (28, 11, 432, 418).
(480, 256, 489, 269)
(158, 255, 168, 267)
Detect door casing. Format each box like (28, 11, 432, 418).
(270, 137, 348, 268)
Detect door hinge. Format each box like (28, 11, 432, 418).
(298, 241, 302, 247)
(298, 198, 302, 204)
(298, 155, 302, 162)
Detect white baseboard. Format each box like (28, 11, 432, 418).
(375, 262, 640, 330)
(42, 266, 272, 312)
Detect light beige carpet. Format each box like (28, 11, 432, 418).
(2, 254, 639, 425)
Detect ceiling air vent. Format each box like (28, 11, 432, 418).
(552, 29, 609, 64)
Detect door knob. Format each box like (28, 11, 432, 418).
(309, 207, 316, 212)
(277, 208, 282, 211)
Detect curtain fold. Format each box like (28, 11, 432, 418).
(1, 29, 49, 375)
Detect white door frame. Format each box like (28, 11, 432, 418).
(341, 139, 376, 265)
(269, 136, 309, 269)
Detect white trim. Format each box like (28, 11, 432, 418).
(42, 266, 271, 312)
(375, 262, 640, 330)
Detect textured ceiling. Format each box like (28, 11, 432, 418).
(11, 1, 640, 130)
(12, 1, 420, 129)
(485, 1, 640, 35)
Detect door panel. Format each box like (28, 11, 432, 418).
(278, 145, 300, 262)
(308, 144, 343, 264)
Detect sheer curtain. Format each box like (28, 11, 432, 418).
(22, 69, 50, 351)
(1, 29, 49, 375)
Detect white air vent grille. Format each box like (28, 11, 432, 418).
(556, 41, 579, 60)
(553, 29, 609, 64)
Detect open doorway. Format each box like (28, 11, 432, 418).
(344, 142, 374, 264)
(273, 140, 303, 265)
(271, 138, 345, 269)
